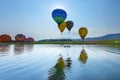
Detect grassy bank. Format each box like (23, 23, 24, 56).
(0, 40, 120, 45)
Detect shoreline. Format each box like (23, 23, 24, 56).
(0, 41, 120, 45)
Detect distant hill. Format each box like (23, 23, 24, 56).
(38, 33, 120, 42)
(86, 33, 120, 41)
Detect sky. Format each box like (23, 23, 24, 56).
(0, 0, 120, 40)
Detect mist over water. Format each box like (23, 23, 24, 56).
(0, 44, 120, 80)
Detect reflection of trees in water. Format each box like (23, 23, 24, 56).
(78, 47, 88, 64)
(0, 45, 10, 56)
(48, 55, 66, 80)
(25, 45, 34, 52)
(14, 45, 24, 55)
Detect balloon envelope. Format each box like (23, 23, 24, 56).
(0, 36, 2, 42)
(58, 22, 66, 33)
(52, 9, 67, 25)
(26, 37, 34, 42)
(0, 34, 11, 42)
(15, 34, 26, 42)
(78, 27, 88, 41)
(66, 21, 74, 32)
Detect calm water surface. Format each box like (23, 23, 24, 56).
(0, 44, 120, 80)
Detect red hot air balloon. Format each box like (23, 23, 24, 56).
(0, 34, 11, 42)
(15, 34, 26, 42)
(0, 36, 2, 42)
(25, 37, 34, 42)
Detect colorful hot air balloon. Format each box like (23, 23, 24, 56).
(15, 34, 26, 42)
(52, 9, 67, 25)
(66, 21, 74, 33)
(0, 34, 11, 42)
(25, 37, 34, 42)
(78, 27, 88, 41)
(58, 22, 66, 34)
(0, 36, 2, 42)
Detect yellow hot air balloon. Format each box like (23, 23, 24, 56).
(78, 27, 88, 41)
(58, 22, 66, 35)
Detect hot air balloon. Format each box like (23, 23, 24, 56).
(25, 37, 34, 42)
(58, 22, 66, 35)
(15, 34, 26, 42)
(0, 36, 2, 42)
(0, 34, 11, 42)
(66, 21, 74, 33)
(52, 9, 67, 25)
(78, 27, 88, 41)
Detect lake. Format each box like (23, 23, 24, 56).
(0, 44, 120, 80)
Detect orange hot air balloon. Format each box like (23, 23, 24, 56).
(0, 34, 11, 42)
(78, 27, 88, 41)
(58, 22, 66, 35)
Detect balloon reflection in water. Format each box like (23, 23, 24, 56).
(64, 47, 72, 70)
(14, 45, 25, 55)
(48, 55, 66, 80)
(25, 45, 34, 52)
(0, 45, 10, 56)
(65, 57, 72, 70)
(78, 47, 88, 64)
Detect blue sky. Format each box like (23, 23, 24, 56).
(0, 0, 120, 40)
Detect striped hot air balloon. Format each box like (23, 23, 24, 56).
(15, 34, 26, 42)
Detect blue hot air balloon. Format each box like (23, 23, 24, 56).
(52, 9, 67, 25)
